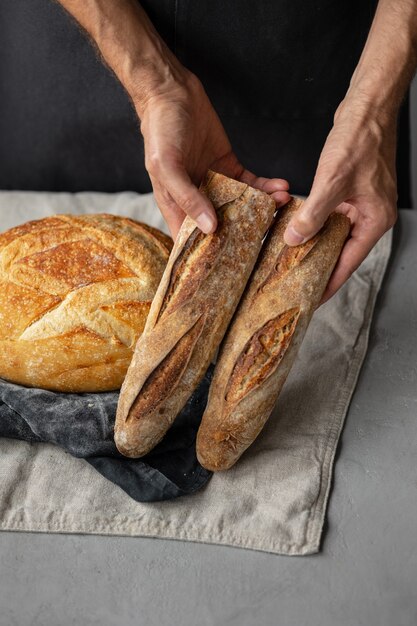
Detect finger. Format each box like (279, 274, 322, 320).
(160, 164, 217, 234)
(210, 153, 289, 192)
(151, 176, 186, 240)
(237, 169, 290, 193)
(271, 190, 292, 207)
(320, 230, 381, 304)
(284, 182, 346, 246)
(262, 178, 290, 193)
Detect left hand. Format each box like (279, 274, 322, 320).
(283, 97, 398, 303)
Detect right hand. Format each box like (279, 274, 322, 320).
(138, 71, 290, 239)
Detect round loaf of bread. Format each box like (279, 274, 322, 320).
(0, 213, 172, 392)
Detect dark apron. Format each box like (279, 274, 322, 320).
(0, 0, 411, 206)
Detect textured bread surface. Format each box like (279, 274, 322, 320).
(0, 213, 172, 392)
(115, 171, 276, 458)
(196, 198, 351, 471)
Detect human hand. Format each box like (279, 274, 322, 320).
(57, 0, 289, 240)
(283, 98, 398, 303)
(139, 71, 290, 239)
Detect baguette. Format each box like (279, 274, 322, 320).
(115, 171, 276, 458)
(196, 197, 350, 471)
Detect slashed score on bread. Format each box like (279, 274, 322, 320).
(0, 213, 172, 392)
(196, 198, 350, 470)
(115, 171, 277, 458)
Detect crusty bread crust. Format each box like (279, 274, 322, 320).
(0, 213, 172, 392)
(115, 171, 276, 458)
(196, 198, 351, 471)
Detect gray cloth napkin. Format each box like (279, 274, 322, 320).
(0, 372, 213, 502)
(0, 190, 392, 555)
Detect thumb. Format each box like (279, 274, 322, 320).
(284, 182, 346, 246)
(162, 164, 217, 234)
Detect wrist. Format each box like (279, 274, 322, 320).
(125, 50, 192, 117)
(333, 87, 399, 131)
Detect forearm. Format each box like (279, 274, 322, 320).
(284, 0, 417, 295)
(340, 0, 417, 120)
(57, 0, 187, 115)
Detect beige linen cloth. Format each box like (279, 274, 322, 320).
(0, 190, 391, 555)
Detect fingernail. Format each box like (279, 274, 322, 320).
(195, 212, 215, 234)
(284, 225, 305, 246)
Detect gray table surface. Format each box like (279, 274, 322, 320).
(0, 210, 416, 626)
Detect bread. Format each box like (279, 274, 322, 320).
(196, 198, 350, 471)
(115, 171, 276, 458)
(0, 213, 172, 392)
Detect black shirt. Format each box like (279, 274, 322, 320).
(0, 0, 411, 206)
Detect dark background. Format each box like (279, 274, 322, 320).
(0, 0, 414, 207)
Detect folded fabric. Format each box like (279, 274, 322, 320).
(0, 189, 213, 502)
(0, 190, 392, 554)
(0, 370, 213, 502)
